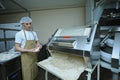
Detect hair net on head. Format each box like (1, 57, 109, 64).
(20, 16, 32, 24)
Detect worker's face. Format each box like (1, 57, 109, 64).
(23, 22, 32, 31)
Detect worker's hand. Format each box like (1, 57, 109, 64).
(34, 46, 41, 52)
(27, 47, 39, 53)
(38, 45, 42, 49)
(36, 44, 42, 49)
(27, 48, 36, 53)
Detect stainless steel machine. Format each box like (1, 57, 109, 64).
(96, 0, 120, 80)
(0, 23, 22, 80)
(37, 0, 120, 80)
(100, 26, 120, 80)
(99, 11, 120, 80)
(0, 23, 22, 52)
(37, 25, 100, 80)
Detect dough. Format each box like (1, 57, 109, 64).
(37, 51, 87, 80)
(50, 51, 85, 70)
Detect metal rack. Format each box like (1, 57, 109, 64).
(0, 23, 22, 52)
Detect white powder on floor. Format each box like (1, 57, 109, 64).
(37, 51, 87, 80)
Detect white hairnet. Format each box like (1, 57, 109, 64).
(20, 16, 32, 24)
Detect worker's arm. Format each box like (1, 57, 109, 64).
(15, 43, 37, 53)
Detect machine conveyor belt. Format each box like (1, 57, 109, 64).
(37, 51, 87, 80)
(49, 46, 90, 57)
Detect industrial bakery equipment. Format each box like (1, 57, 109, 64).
(99, 10, 120, 80)
(0, 23, 22, 52)
(37, 0, 120, 80)
(93, 0, 120, 80)
(100, 26, 120, 80)
(0, 52, 22, 80)
(37, 25, 100, 80)
(0, 23, 22, 80)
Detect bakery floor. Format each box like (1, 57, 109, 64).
(35, 67, 120, 80)
(100, 67, 120, 80)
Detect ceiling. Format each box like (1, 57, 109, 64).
(0, 0, 86, 14)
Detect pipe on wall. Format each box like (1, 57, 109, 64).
(7, 0, 31, 17)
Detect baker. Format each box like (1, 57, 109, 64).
(15, 16, 42, 80)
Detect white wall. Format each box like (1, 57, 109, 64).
(0, 7, 85, 44)
(31, 7, 85, 44)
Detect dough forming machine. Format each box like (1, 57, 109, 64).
(37, 25, 100, 80)
(37, 0, 120, 80)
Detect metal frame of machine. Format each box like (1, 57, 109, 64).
(37, 0, 120, 80)
(99, 26, 120, 80)
(37, 24, 100, 80)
